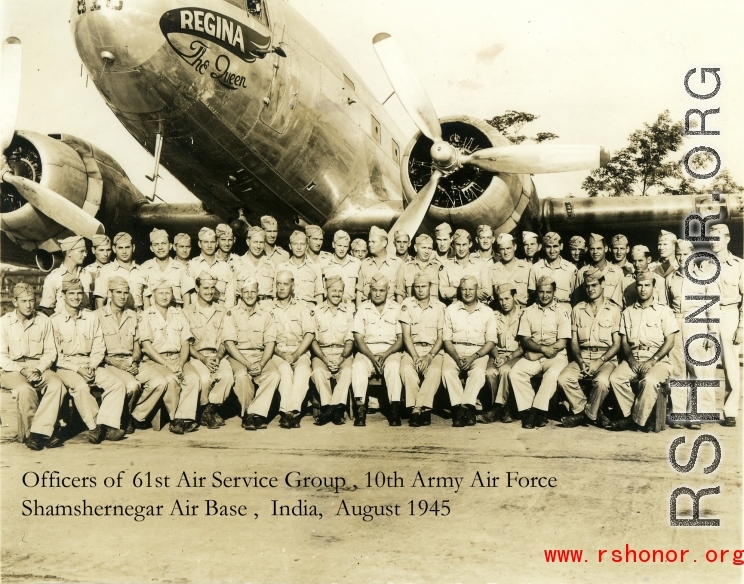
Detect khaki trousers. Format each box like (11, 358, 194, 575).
(509, 353, 568, 412)
(557, 359, 615, 419)
(485, 354, 520, 406)
(312, 352, 352, 406)
(442, 352, 489, 407)
(137, 357, 200, 421)
(669, 315, 718, 414)
(274, 352, 312, 412)
(1, 369, 65, 440)
(400, 349, 443, 409)
(228, 355, 281, 416)
(720, 305, 743, 418)
(609, 359, 673, 425)
(190, 357, 234, 407)
(351, 352, 403, 401)
(55, 368, 122, 430)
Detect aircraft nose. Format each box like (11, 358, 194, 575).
(71, 0, 170, 72)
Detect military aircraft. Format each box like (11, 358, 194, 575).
(1, 0, 741, 270)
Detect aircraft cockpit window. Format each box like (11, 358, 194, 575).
(246, 0, 268, 26)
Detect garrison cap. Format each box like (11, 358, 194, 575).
(476, 225, 493, 236)
(305, 225, 323, 237)
(324, 275, 344, 289)
(630, 245, 651, 259)
(496, 282, 517, 295)
(536, 275, 556, 288)
(496, 233, 514, 246)
(61, 274, 83, 292)
(151, 279, 173, 291)
(59, 235, 86, 252)
(173, 233, 191, 245)
(412, 273, 431, 286)
(459, 275, 479, 287)
(709, 224, 729, 236)
(522, 231, 539, 243)
(198, 227, 216, 240)
(369, 226, 387, 239)
(113, 232, 132, 245)
(611, 234, 629, 246)
(107, 276, 130, 291)
(149, 228, 169, 243)
(393, 230, 410, 242)
(275, 269, 294, 281)
(583, 266, 604, 284)
(289, 230, 307, 243)
(333, 230, 350, 243)
(676, 240, 694, 253)
(91, 234, 110, 247)
(350, 238, 367, 250)
(542, 232, 561, 245)
(240, 277, 259, 291)
(215, 223, 233, 237)
(588, 233, 605, 245)
(12, 283, 35, 298)
(434, 223, 452, 236)
(569, 235, 586, 249)
(196, 271, 218, 283)
(247, 226, 265, 239)
(370, 272, 389, 287)
(260, 216, 278, 229)
(658, 230, 677, 242)
(453, 229, 471, 243)
(635, 270, 655, 283)
(415, 233, 433, 245)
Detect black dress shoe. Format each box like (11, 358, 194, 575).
(608, 416, 634, 432)
(25, 433, 45, 451)
(253, 415, 268, 430)
(408, 411, 421, 427)
(476, 405, 502, 424)
(534, 409, 549, 428)
(279, 412, 292, 429)
(124, 417, 135, 435)
(332, 404, 346, 425)
(105, 426, 126, 441)
(87, 425, 106, 444)
(560, 411, 587, 428)
(466, 405, 476, 426)
(183, 420, 199, 433)
(722, 416, 736, 427)
(597, 410, 612, 429)
(45, 428, 64, 449)
(388, 402, 402, 426)
(452, 406, 467, 428)
(132, 418, 150, 430)
(212, 409, 226, 427)
(169, 420, 185, 435)
(521, 409, 535, 429)
(201, 404, 221, 429)
(420, 410, 432, 426)
(242, 414, 256, 431)
(501, 408, 514, 424)
(290, 411, 301, 428)
(314, 406, 332, 426)
(353, 400, 366, 427)
(667, 422, 685, 430)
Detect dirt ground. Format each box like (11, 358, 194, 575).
(1, 387, 742, 584)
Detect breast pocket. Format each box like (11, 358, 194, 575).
(597, 319, 613, 343)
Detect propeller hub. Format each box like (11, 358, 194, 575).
(430, 141, 460, 174)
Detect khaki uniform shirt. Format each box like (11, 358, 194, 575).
(223, 303, 276, 356)
(651, 258, 678, 279)
(40, 264, 92, 312)
(50, 309, 105, 371)
(517, 302, 572, 352)
(666, 268, 720, 318)
(184, 302, 229, 353)
(495, 307, 523, 353)
(322, 255, 361, 304)
(576, 262, 624, 306)
(357, 254, 403, 300)
(313, 302, 354, 355)
(490, 259, 531, 306)
(439, 256, 491, 301)
(528, 258, 578, 304)
(189, 255, 236, 308)
(271, 299, 316, 353)
(716, 251, 744, 327)
(276, 257, 324, 304)
(82, 261, 107, 297)
(94, 260, 147, 309)
(443, 301, 498, 356)
(141, 257, 195, 304)
(399, 297, 445, 346)
(622, 272, 667, 308)
(472, 249, 496, 266)
(236, 254, 276, 298)
(139, 306, 193, 355)
(0, 311, 56, 373)
(352, 299, 401, 353)
(396, 258, 442, 299)
(265, 245, 290, 265)
(616, 260, 635, 278)
(619, 302, 679, 362)
(95, 305, 138, 359)
(571, 301, 621, 350)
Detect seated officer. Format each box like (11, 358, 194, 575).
(94, 232, 147, 311)
(39, 235, 92, 315)
(350, 238, 368, 260)
(223, 278, 282, 431)
(622, 245, 667, 307)
(607, 271, 678, 431)
(400, 273, 444, 427)
(272, 270, 316, 429)
(141, 229, 194, 308)
(311, 276, 355, 425)
(442, 275, 497, 427)
(558, 267, 621, 428)
(528, 232, 577, 309)
(51, 274, 126, 444)
(138, 281, 200, 435)
(237, 226, 276, 302)
(184, 272, 234, 429)
(323, 230, 361, 307)
(574, 234, 624, 306)
(276, 231, 324, 305)
(351, 272, 403, 426)
(479, 283, 524, 424)
(0, 283, 65, 450)
(509, 275, 571, 429)
(396, 233, 441, 302)
(490, 233, 531, 307)
(439, 229, 491, 304)
(189, 227, 236, 308)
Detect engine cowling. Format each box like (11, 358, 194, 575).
(401, 115, 539, 234)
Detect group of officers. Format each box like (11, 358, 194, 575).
(1, 215, 742, 450)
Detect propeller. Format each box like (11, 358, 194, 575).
(1, 37, 104, 239)
(385, 170, 441, 254)
(462, 144, 611, 174)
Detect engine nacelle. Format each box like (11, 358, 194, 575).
(401, 115, 539, 235)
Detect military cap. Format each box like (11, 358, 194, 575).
(151, 279, 173, 291)
(149, 228, 169, 243)
(415, 234, 433, 245)
(61, 274, 83, 292)
(709, 224, 729, 235)
(542, 232, 561, 245)
(611, 234, 628, 246)
(496, 233, 514, 246)
(496, 282, 517, 295)
(676, 240, 694, 253)
(453, 229, 471, 243)
(13, 283, 35, 298)
(588, 233, 605, 245)
(58, 235, 86, 252)
(334, 230, 350, 243)
(325, 275, 344, 289)
(351, 238, 367, 250)
(113, 232, 132, 245)
(635, 270, 655, 283)
(434, 223, 452, 236)
(536, 275, 556, 288)
(522, 231, 539, 243)
(369, 226, 387, 239)
(583, 266, 604, 283)
(173, 233, 191, 245)
(459, 274, 479, 287)
(275, 269, 294, 281)
(198, 227, 216, 240)
(240, 277, 259, 291)
(108, 276, 130, 291)
(247, 226, 265, 239)
(91, 234, 111, 247)
(476, 225, 493, 236)
(260, 216, 278, 229)
(370, 272, 389, 287)
(630, 245, 651, 259)
(569, 235, 586, 249)
(305, 225, 323, 237)
(658, 230, 677, 242)
(289, 230, 307, 243)
(393, 230, 410, 242)
(196, 271, 218, 283)
(412, 273, 431, 286)
(215, 223, 233, 237)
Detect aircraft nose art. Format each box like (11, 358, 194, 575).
(71, 0, 170, 72)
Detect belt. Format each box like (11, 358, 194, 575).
(454, 342, 480, 346)
(12, 357, 40, 363)
(198, 348, 218, 355)
(321, 344, 346, 349)
(414, 342, 433, 347)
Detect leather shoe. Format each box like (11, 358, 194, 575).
(560, 411, 587, 428)
(687, 423, 701, 430)
(466, 405, 476, 426)
(253, 415, 268, 430)
(25, 433, 45, 451)
(668, 422, 685, 430)
(87, 425, 106, 444)
(279, 412, 292, 429)
(124, 415, 135, 435)
(452, 406, 468, 428)
(290, 411, 301, 428)
(105, 426, 126, 441)
(388, 402, 402, 426)
(132, 418, 150, 430)
(212, 409, 226, 427)
(420, 410, 432, 426)
(408, 411, 421, 427)
(476, 405, 502, 424)
(597, 410, 612, 429)
(332, 405, 346, 425)
(314, 406, 332, 426)
(242, 414, 256, 431)
(521, 409, 535, 429)
(183, 420, 199, 433)
(500, 407, 514, 424)
(534, 409, 549, 427)
(608, 416, 634, 432)
(201, 404, 221, 429)
(169, 420, 185, 435)
(353, 400, 366, 427)
(722, 416, 736, 427)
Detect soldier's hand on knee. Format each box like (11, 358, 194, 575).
(77, 366, 95, 383)
(585, 359, 602, 377)
(21, 368, 41, 384)
(734, 326, 743, 345)
(638, 359, 654, 376)
(541, 345, 558, 359)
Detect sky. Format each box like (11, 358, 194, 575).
(2, 0, 743, 204)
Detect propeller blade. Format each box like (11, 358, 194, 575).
(2, 173, 104, 238)
(0, 37, 22, 154)
(373, 33, 442, 142)
(463, 144, 610, 174)
(386, 170, 442, 253)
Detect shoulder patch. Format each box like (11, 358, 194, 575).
(401, 305, 407, 311)
(439, 265, 444, 271)
(310, 310, 315, 316)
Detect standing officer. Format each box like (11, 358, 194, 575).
(261, 215, 290, 264)
(709, 223, 743, 427)
(395, 233, 441, 302)
(223, 278, 282, 431)
(94, 232, 147, 311)
(189, 227, 237, 308)
(400, 273, 445, 427)
(652, 230, 679, 278)
(311, 276, 355, 425)
(478, 283, 524, 424)
(439, 229, 491, 304)
(509, 275, 571, 429)
(0, 283, 65, 450)
(351, 273, 403, 426)
(173, 233, 192, 268)
(568, 236, 587, 270)
(184, 273, 234, 429)
(141, 229, 194, 308)
(611, 234, 634, 278)
(356, 226, 402, 308)
(39, 235, 92, 315)
(393, 231, 412, 263)
(434, 223, 455, 263)
(528, 232, 577, 309)
(323, 230, 361, 307)
(473, 225, 497, 265)
(350, 238, 368, 260)
(83, 234, 112, 303)
(237, 226, 276, 302)
(271, 270, 316, 429)
(305, 225, 332, 267)
(575, 234, 624, 306)
(607, 271, 678, 431)
(276, 231, 324, 305)
(622, 245, 667, 307)
(138, 280, 201, 435)
(558, 268, 621, 428)
(51, 274, 126, 444)
(490, 233, 531, 307)
(442, 275, 497, 427)
(522, 231, 542, 264)
(215, 223, 243, 274)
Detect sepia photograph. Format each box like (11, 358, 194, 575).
(1, 0, 743, 582)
